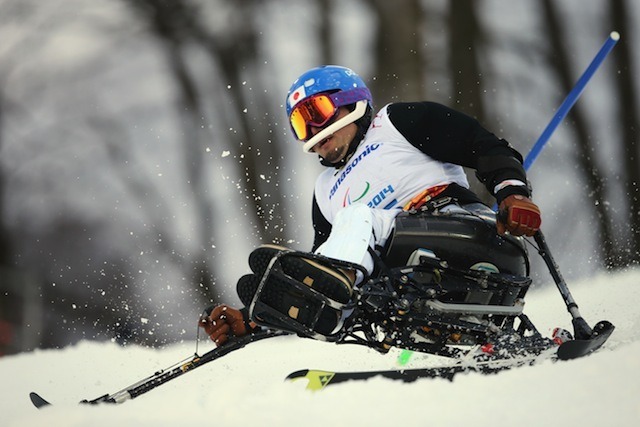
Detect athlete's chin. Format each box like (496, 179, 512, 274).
(315, 139, 348, 163)
(320, 150, 344, 164)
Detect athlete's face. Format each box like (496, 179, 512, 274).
(309, 107, 358, 164)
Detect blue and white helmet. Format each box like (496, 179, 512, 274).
(286, 65, 373, 153)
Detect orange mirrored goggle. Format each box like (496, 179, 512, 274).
(289, 94, 338, 141)
(288, 88, 372, 141)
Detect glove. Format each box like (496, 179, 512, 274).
(497, 194, 541, 237)
(199, 304, 254, 346)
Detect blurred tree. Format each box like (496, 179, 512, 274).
(448, 0, 492, 202)
(123, 0, 220, 295)
(0, 87, 15, 355)
(370, 0, 423, 105)
(542, 0, 618, 267)
(449, 0, 486, 124)
(0, 4, 40, 354)
(0, 90, 9, 266)
(317, 0, 334, 63)
(123, 0, 293, 302)
(610, 0, 640, 265)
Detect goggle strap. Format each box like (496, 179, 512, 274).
(330, 87, 372, 108)
(302, 100, 368, 153)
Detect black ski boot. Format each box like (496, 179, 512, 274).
(238, 245, 354, 337)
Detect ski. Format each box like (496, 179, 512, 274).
(286, 347, 557, 390)
(287, 320, 614, 391)
(557, 320, 614, 360)
(29, 329, 285, 408)
(29, 392, 51, 409)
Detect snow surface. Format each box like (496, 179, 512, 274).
(2, 269, 639, 427)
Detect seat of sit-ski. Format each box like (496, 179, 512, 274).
(384, 205, 529, 277)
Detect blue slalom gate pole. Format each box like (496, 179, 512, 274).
(523, 31, 620, 171)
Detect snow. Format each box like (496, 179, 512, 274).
(2, 269, 639, 426)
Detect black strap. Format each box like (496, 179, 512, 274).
(437, 183, 483, 206)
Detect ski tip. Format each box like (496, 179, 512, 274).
(285, 369, 335, 391)
(285, 369, 310, 380)
(29, 392, 51, 409)
(557, 320, 615, 360)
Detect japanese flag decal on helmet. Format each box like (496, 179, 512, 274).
(288, 84, 307, 110)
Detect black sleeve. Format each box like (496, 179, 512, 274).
(311, 193, 332, 252)
(387, 102, 529, 203)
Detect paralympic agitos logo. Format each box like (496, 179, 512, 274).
(342, 182, 396, 209)
(342, 181, 370, 207)
(329, 143, 381, 200)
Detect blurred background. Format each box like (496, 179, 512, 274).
(0, 0, 638, 355)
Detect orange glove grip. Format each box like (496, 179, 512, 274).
(199, 305, 250, 346)
(497, 194, 541, 237)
